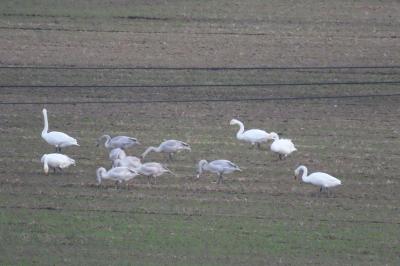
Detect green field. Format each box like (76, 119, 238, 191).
(0, 1, 400, 265)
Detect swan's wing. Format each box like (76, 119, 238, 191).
(45, 131, 77, 145)
(111, 136, 136, 146)
(243, 129, 269, 139)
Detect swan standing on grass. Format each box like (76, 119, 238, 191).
(41, 153, 75, 175)
(135, 162, 174, 184)
(96, 167, 139, 185)
(230, 119, 272, 148)
(294, 165, 342, 195)
(41, 109, 79, 152)
(196, 160, 241, 184)
(141, 140, 191, 160)
(97, 135, 140, 150)
(113, 156, 142, 169)
(269, 132, 297, 159)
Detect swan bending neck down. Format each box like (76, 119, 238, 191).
(41, 108, 79, 152)
(97, 135, 140, 150)
(41, 153, 75, 175)
(96, 167, 138, 185)
(197, 159, 241, 184)
(229, 119, 271, 148)
(294, 165, 342, 194)
(141, 140, 191, 160)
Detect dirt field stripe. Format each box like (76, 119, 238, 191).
(1, 205, 398, 225)
(1, 65, 400, 70)
(0, 93, 399, 105)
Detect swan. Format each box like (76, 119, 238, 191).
(113, 156, 142, 169)
(135, 162, 174, 184)
(230, 119, 272, 148)
(141, 139, 191, 160)
(41, 108, 79, 152)
(269, 132, 297, 159)
(109, 148, 127, 162)
(41, 153, 75, 175)
(97, 135, 140, 150)
(96, 166, 139, 185)
(196, 159, 241, 184)
(294, 165, 342, 194)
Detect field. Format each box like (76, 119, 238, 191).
(1, 1, 400, 265)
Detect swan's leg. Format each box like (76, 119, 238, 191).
(217, 174, 223, 184)
(53, 168, 56, 174)
(279, 154, 283, 160)
(153, 176, 157, 185)
(147, 176, 151, 184)
(257, 143, 261, 149)
(168, 153, 173, 161)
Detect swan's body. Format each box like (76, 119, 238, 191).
(113, 156, 142, 169)
(41, 153, 75, 175)
(197, 159, 241, 184)
(109, 148, 126, 162)
(97, 135, 140, 150)
(96, 167, 139, 184)
(294, 165, 341, 194)
(230, 119, 272, 148)
(141, 139, 191, 160)
(135, 162, 173, 184)
(270, 132, 297, 159)
(41, 109, 79, 152)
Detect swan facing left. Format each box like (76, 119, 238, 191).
(269, 132, 297, 159)
(97, 135, 140, 151)
(294, 165, 342, 195)
(41, 109, 79, 152)
(96, 167, 139, 185)
(41, 153, 75, 175)
(197, 159, 241, 184)
(230, 119, 272, 148)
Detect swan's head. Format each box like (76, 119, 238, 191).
(196, 160, 208, 178)
(42, 108, 47, 114)
(96, 135, 109, 147)
(41, 154, 50, 175)
(229, 119, 240, 125)
(96, 167, 106, 184)
(294, 165, 305, 180)
(269, 132, 279, 140)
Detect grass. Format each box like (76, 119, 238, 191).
(1, 0, 400, 265)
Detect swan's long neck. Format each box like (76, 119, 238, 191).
(42, 110, 49, 136)
(197, 160, 208, 177)
(100, 135, 111, 148)
(235, 121, 245, 139)
(96, 168, 106, 183)
(141, 146, 159, 158)
(43, 156, 49, 174)
(299, 166, 309, 182)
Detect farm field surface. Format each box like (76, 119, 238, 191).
(0, 1, 400, 265)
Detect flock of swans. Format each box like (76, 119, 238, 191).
(40, 108, 342, 195)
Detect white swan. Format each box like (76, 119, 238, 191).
(96, 166, 139, 185)
(269, 132, 297, 159)
(196, 159, 241, 184)
(294, 165, 342, 194)
(109, 148, 127, 163)
(41, 153, 75, 175)
(113, 156, 142, 169)
(97, 135, 140, 150)
(230, 119, 272, 148)
(135, 162, 174, 184)
(141, 139, 191, 160)
(41, 109, 79, 152)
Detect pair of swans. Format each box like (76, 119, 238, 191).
(96, 162, 173, 185)
(230, 119, 296, 158)
(41, 109, 79, 152)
